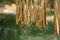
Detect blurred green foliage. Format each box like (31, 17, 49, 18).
(0, 12, 59, 40)
(0, 13, 54, 40)
(47, 10, 54, 16)
(0, 0, 3, 3)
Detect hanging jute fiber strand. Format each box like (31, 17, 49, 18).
(16, 0, 46, 28)
(34, 0, 46, 28)
(16, 0, 22, 24)
(54, 0, 60, 36)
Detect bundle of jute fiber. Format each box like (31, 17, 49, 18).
(54, 0, 60, 36)
(16, 0, 46, 28)
(35, 0, 46, 28)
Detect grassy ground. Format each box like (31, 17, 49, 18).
(0, 13, 60, 40)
